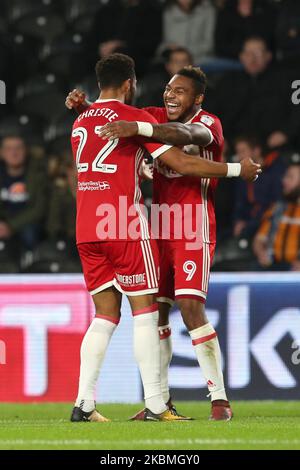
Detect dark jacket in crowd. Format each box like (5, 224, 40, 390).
(215, 0, 277, 58)
(211, 65, 292, 146)
(233, 151, 286, 238)
(87, 0, 162, 76)
(0, 157, 47, 235)
(47, 180, 76, 241)
(276, 0, 300, 61)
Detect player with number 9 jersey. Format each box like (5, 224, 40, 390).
(71, 99, 172, 296)
(144, 105, 224, 306)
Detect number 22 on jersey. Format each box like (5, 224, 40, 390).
(72, 126, 119, 173)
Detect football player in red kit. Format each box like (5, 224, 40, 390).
(66, 64, 261, 422)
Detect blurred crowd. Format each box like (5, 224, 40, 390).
(0, 0, 300, 273)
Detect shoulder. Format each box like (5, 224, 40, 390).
(193, 109, 221, 128)
(120, 104, 161, 124)
(142, 107, 167, 123)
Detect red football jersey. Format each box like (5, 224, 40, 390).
(71, 99, 172, 244)
(144, 107, 224, 243)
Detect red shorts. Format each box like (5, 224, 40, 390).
(157, 240, 215, 305)
(78, 239, 159, 296)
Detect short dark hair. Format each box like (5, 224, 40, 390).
(234, 135, 261, 149)
(176, 66, 207, 95)
(95, 53, 135, 89)
(163, 46, 193, 64)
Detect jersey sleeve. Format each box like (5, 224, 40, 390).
(135, 109, 173, 159)
(192, 114, 224, 147)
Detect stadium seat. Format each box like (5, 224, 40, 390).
(0, 114, 45, 146)
(5, 33, 42, 84)
(24, 239, 81, 273)
(40, 32, 87, 80)
(212, 238, 257, 272)
(44, 110, 76, 153)
(14, 73, 67, 120)
(63, 0, 103, 33)
(7, 0, 65, 42)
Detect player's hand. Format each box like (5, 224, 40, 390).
(240, 158, 262, 182)
(65, 89, 88, 110)
(98, 121, 138, 140)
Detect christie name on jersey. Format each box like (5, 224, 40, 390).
(77, 107, 119, 123)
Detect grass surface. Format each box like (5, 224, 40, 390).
(0, 401, 299, 450)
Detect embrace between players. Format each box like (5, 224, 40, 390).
(66, 53, 261, 422)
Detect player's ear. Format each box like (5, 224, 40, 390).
(195, 94, 204, 106)
(122, 79, 131, 94)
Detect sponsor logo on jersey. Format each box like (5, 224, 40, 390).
(200, 115, 214, 127)
(78, 181, 110, 191)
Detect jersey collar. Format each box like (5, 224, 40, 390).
(186, 107, 202, 124)
(95, 99, 122, 103)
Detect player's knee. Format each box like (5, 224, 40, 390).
(177, 298, 207, 330)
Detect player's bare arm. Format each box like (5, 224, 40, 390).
(158, 147, 261, 182)
(99, 120, 211, 147)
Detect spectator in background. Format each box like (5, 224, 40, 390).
(253, 163, 300, 271)
(47, 158, 76, 244)
(215, 0, 277, 59)
(87, 0, 162, 76)
(212, 37, 292, 149)
(0, 135, 47, 250)
(136, 46, 193, 107)
(233, 135, 286, 239)
(276, 0, 300, 62)
(161, 0, 216, 64)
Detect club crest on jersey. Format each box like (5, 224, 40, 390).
(200, 115, 214, 127)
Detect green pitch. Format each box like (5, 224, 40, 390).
(0, 401, 299, 450)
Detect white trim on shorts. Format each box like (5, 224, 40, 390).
(90, 280, 115, 296)
(175, 288, 207, 300)
(113, 278, 158, 296)
(157, 296, 175, 306)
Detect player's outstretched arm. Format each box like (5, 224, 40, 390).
(158, 147, 262, 182)
(65, 89, 91, 114)
(99, 120, 211, 146)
